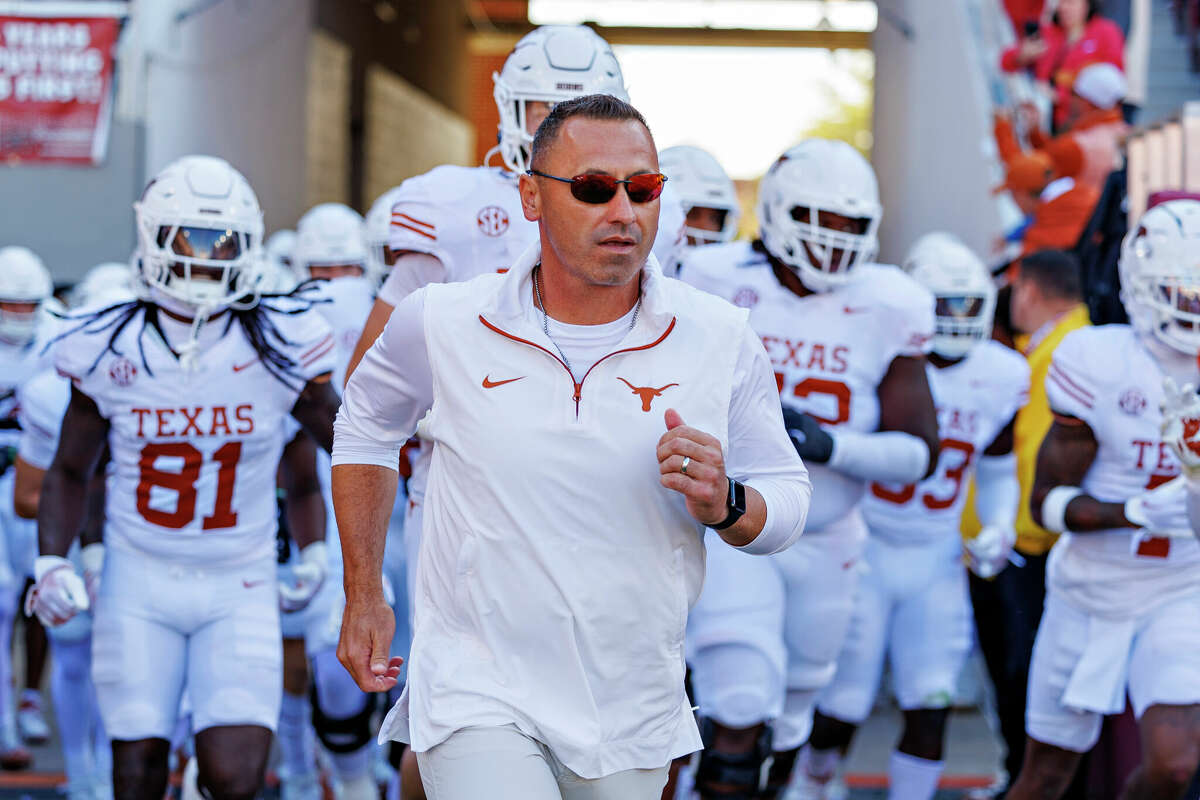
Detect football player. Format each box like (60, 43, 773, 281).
(364, 187, 405, 289)
(677, 139, 940, 799)
(1008, 199, 1200, 799)
(14, 265, 136, 800)
(29, 155, 342, 800)
(277, 202, 380, 800)
(266, 230, 298, 277)
(658, 145, 741, 247)
(0, 245, 53, 768)
(798, 234, 1029, 798)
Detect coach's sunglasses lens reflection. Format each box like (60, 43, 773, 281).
(527, 170, 667, 204)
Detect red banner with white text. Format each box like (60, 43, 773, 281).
(0, 14, 121, 164)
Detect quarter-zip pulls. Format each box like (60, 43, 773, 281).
(478, 315, 677, 417)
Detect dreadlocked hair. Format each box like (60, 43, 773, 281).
(47, 283, 331, 391)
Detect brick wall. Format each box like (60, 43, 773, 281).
(305, 29, 352, 208)
(362, 64, 474, 205)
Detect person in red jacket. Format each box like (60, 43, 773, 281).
(1000, 0, 1125, 131)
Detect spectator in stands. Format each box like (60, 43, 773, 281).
(1000, 0, 1125, 132)
(1063, 63, 1129, 188)
(966, 249, 1091, 798)
(1004, 0, 1047, 38)
(994, 144, 1100, 255)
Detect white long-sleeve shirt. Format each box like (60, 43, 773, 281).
(334, 246, 810, 777)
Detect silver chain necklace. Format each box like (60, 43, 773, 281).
(533, 264, 641, 379)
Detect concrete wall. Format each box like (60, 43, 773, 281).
(0, 119, 143, 281)
(143, 0, 313, 235)
(871, 0, 1003, 264)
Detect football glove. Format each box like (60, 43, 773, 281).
(278, 541, 328, 613)
(1123, 477, 1194, 539)
(782, 407, 834, 463)
(964, 524, 1016, 579)
(26, 556, 89, 627)
(1161, 377, 1200, 480)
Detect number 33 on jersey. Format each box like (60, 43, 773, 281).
(864, 341, 1029, 542)
(54, 302, 336, 566)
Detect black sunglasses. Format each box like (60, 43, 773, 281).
(527, 170, 667, 204)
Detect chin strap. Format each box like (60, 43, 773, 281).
(176, 301, 216, 372)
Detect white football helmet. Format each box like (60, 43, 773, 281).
(262, 230, 298, 293)
(135, 155, 264, 312)
(658, 145, 740, 245)
(72, 262, 135, 308)
(292, 203, 368, 280)
(490, 25, 628, 173)
(757, 139, 882, 293)
(0, 246, 52, 345)
(1120, 199, 1200, 355)
(266, 230, 296, 272)
(364, 186, 406, 281)
(903, 233, 996, 359)
(651, 181, 687, 277)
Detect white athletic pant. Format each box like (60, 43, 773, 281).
(91, 546, 282, 739)
(687, 510, 867, 750)
(415, 725, 668, 800)
(819, 533, 973, 723)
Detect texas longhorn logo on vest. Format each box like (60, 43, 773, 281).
(617, 377, 678, 412)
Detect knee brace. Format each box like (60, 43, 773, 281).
(308, 683, 376, 754)
(309, 652, 376, 754)
(694, 717, 775, 799)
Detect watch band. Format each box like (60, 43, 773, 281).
(711, 477, 747, 530)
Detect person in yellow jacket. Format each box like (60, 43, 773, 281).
(961, 249, 1089, 793)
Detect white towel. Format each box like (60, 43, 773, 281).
(1061, 614, 1136, 715)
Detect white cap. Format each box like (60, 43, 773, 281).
(1072, 63, 1127, 110)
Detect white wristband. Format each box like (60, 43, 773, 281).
(1041, 486, 1084, 534)
(80, 543, 105, 575)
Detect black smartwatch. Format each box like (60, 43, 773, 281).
(711, 477, 747, 530)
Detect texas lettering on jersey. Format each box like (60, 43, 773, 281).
(130, 405, 254, 438)
(53, 304, 335, 565)
(679, 241, 934, 529)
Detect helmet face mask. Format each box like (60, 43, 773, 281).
(0, 246, 53, 346)
(658, 145, 741, 246)
(903, 232, 996, 359)
(758, 140, 881, 293)
(136, 156, 264, 313)
(490, 25, 628, 173)
(1120, 201, 1200, 357)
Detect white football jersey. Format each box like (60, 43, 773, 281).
(376, 166, 537, 506)
(16, 368, 70, 471)
(1045, 324, 1200, 616)
(54, 301, 335, 566)
(681, 241, 935, 530)
(0, 339, 47, 450)
(304, 278, 374, 396)
(380, 166, 536, 302)
(864, 341, 1030, 543)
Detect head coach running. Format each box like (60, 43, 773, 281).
(331, 94, 812, 799)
